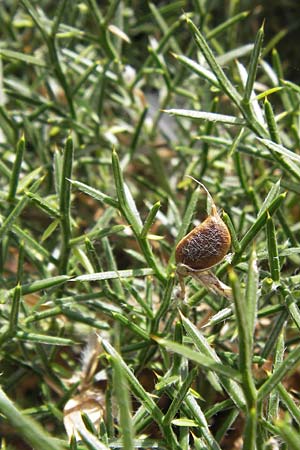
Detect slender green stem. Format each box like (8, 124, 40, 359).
(59, 136, 74, 274)
(112, 357, 134, 450)
(8, 135, 25, 203)
(112, 149, 165, 281)
(266, 213, 280, 282)
(229, 269, 257, 407)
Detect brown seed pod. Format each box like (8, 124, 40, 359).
(175, 180, 231, 272)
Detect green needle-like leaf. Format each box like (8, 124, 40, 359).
(243, 23, 264, 104)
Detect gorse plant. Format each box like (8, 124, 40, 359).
(0, 1, 300, 449)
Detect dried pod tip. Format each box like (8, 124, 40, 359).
(175, 180, 231, 271)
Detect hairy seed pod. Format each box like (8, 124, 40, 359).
(175, 182, 231, 271)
